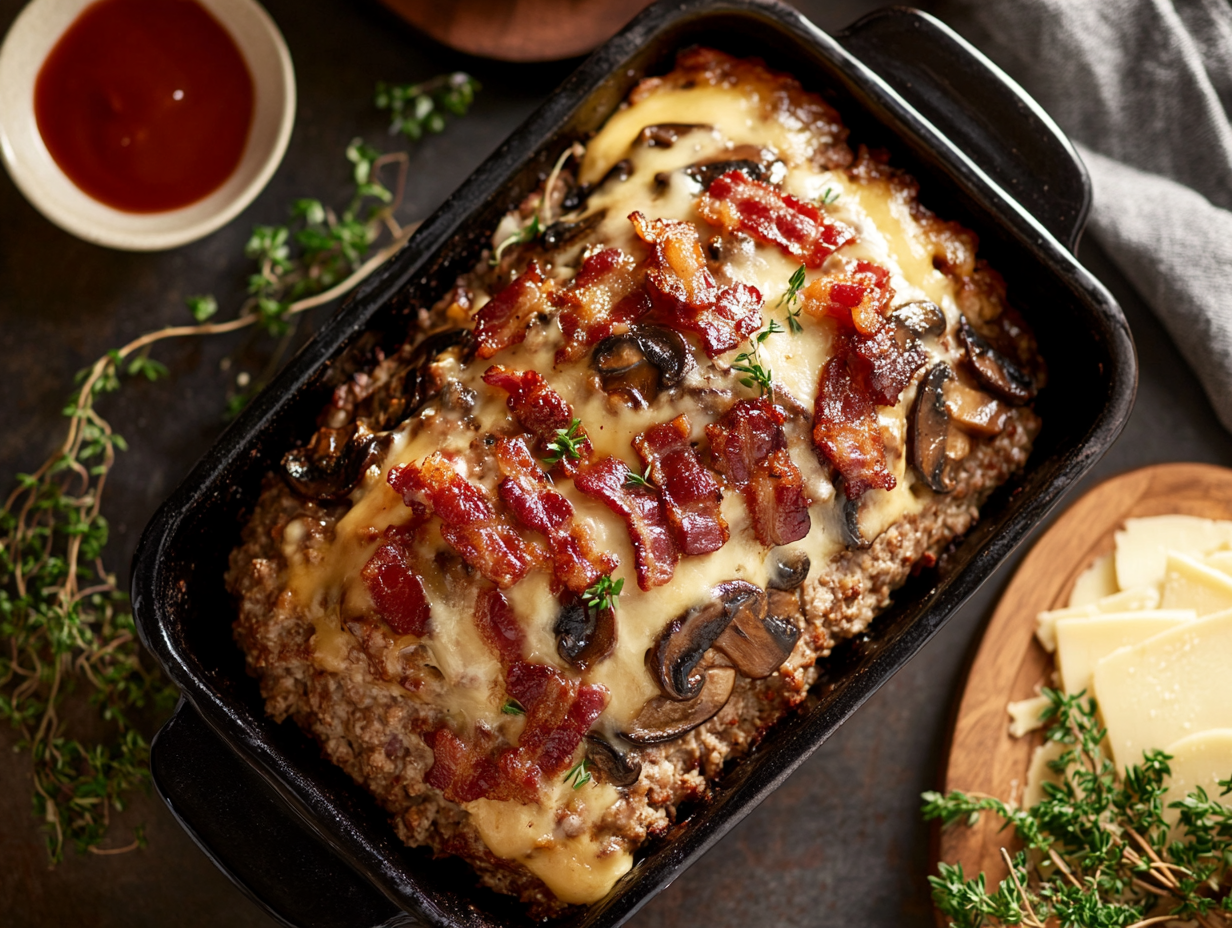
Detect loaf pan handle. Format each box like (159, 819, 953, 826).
(836, 7, 1090, 252)
(150, 700, 411, 928)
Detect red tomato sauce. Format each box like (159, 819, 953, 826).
(34, 0, 255, 214)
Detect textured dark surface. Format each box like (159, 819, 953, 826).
(1, 1, 1228, 926)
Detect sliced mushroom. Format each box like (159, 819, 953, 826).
(389, 328, 474, 426)
(623, 667, 737, 745)
(647, 581, 764, 700)
(283, 421, 392, 501)
(561, 159, 633, 211)
(542, 211, 604, 250)
(636, 123, 712, 148)
(554, 597, 617, 671)
(957, 317, 1036, 405)
(584, 733, 641, 787)
(680, 158, 765, 190)
(767, 550, 810, 591)
(943, 377, 1008, 437)
(910, 362, 958, 493)
(890, 301, 946, 339)
(713, 599, 799, 679)
(840, 492, 871, 548)
(592, 325, 694, 407)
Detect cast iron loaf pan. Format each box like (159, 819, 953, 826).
(130, 2, 1135, 926)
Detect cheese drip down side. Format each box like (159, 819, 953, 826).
(278, 70, 973, 903)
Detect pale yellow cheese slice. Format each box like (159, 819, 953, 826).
(1008, 694, 1053, 738)
(1093, 609, 1232, 769)
(1023, 739, 1066, 810)
(1036, 586, 1161, 653)
(1206, 550, 1232, 575)
(1054, 611, 1194, 697)
(1162, 729, 1232, 829)
(1161, 551, 1232, 615)
(1114, 516, 1232, 591)
(1069, 552, 1118, 607)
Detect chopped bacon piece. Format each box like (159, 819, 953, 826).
(801, 259, 894, 335)
(633, 415, 729, 556)
(812, 336, 896, 499)
(388, 454, 542, 588)
(707, 399, 811, 547)
(482, 366, 592, 476)
(552, 247, 652, 363)
(697, 170, 855, 267)
(495, 438, 617, 593)
(473, 262, 553, 360)
(425, 658, 608, 804)
(473, 589, 524, 666)
(574, 457, 679, 591)
(360, 542, 431, 636)
(630, 212, 763, 357)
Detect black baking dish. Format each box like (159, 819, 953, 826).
(131, 2, 1135, 927)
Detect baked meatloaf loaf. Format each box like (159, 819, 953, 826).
(227, 47, 1044, 916)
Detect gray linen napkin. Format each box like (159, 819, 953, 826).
(933, 0, 1232, 432)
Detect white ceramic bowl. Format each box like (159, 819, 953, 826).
(0, 0, 295, 251)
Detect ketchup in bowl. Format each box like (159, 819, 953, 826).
(34, 0, 255, 213)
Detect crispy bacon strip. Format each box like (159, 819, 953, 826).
(425, 650, 608, 804)
(801, 259, 894, 335)
(388, 454, 542, 588)
(696, 170, 855, 267)
(473, 588, 524, 666)
(473, 261, 553, 359)
(360, 542, 431, 636)
(630, 211, 763, 358)
(573, 457, 679, 591)
(812, 336, 896, 499)
(552, 247, 652, 363)
(706, 399, 811, 547)
(633, 415, 729, 556)
(482, 366, 592, 476)
(495, 438, 616, 593)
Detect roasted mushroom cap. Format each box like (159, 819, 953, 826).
(384, 328, 473, 428)
(890, 300, 946, 339)
(840, 492, 872, 548)
(647, 580, 764, 700)
(554, 597, 617, 671)
(623, 667, 737, 745)
(713, 603, 799, 679)
(592, 325, 693, 407)
(542, 211, 604, 250)
(944, 377, 1009, 437)
(283, 421, 392, 501)
(957, 317, 1036, 405)
(562, 159, 632, 211)
(768, 550, 811, 591)
(910, 362, 958, 494)
(584, 733, 642, 787)
(637, 123, 712, 148)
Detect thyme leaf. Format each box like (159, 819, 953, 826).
(625, 465, 654, 490)
(564, 758, 593, 790)
(501, 698, 525, 716)
(777, 264, 807, 334)
(582, 575, 623, 614)
(542, 418, 585, 467)
(375, 72, 480, 141)
(491, 214, 542, 266)
(820, 186, 840, 205)
(732, 320, 783, 399)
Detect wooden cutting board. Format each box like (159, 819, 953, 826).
(379, 0, 656, 62)
(937, 462, 1232, 892)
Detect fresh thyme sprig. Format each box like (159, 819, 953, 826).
(923, 688, 1232, 928)
(777, 265, 807, 334)
(732, 320, 783, 399)
(542, 419, 586, 467)
(820, 186, 840, 205)
(625, 465, 654, 490)
(375, 72, 480, 141)
(564, 757, 593, 790)
(582, 575, 623, 614)
(491, 214, 541, 266)
(1, 74, 478, 863)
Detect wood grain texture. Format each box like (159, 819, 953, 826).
(938, 463, 1232, 894)
(378, 0, 656, 62)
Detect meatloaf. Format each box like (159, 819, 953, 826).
(227, 47, 1044, 917)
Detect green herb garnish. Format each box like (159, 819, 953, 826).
(582, 575, 623, 614)
(0, 74, 478, 864)
(564, 758, 593, 790)
(625, 465, 655, 490)
(923, 688, 1232, 927)
(542, 418, 585, 467)
(777, 265, 807, 334)
(491, 214, 542, 266)
(501, 698, 526, 716)
(375, 72, 480, 141)
(732, 320, 783, 399)
(820, 186, 840, 205)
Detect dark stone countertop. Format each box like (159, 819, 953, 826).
(3, 1, 1230, 925)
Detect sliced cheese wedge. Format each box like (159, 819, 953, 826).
(1008, 694, 1053, 738)
(1036, 586, 1162, 653)
(1094, 609, 1232, 769)
(1023, 739, 1066, 810)
(1161, 551, 1232, 615)
(1162, 729, 1232, 829)
(1069, 552, 1118, 607)
(1206, 550, 1232, 576)
(1114, 516, 1232, 591)
(1054, 611, 1194, 697)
